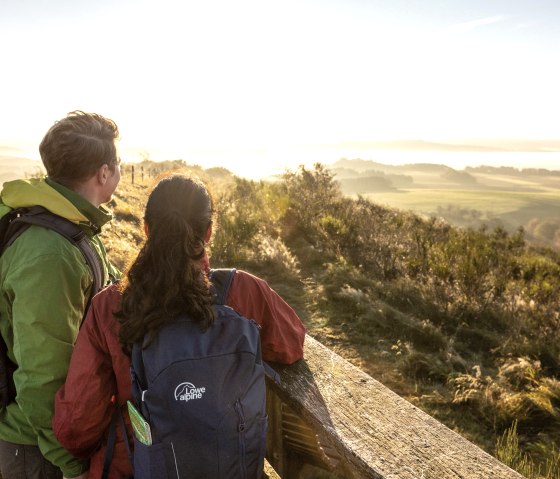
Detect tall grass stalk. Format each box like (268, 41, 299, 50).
(496, 421, 559, 479)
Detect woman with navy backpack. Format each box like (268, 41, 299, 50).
(53, 174, 306, 479)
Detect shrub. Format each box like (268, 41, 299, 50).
(248, 232, 300, 276)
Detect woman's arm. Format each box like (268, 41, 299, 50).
(227, 270, 306, 364)
(53, 291, 117, 458)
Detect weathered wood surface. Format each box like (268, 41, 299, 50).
(264, 459, 281, 479)
(266, 334, 523, 479)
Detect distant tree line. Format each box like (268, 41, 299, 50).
(466, 165, 560, 177)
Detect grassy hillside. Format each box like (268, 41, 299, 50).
(101, 161, 559, 479)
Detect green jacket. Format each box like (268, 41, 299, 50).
(0, 178, 119, 477)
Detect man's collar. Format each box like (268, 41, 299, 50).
(46, 178, 113, 232)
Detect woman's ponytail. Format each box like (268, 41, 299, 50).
(117, 174, 216, 355)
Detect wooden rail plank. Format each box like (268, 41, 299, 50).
(266, 334, 524, 479)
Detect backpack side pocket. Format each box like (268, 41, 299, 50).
(133, 437, 168, 479)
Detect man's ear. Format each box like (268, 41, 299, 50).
(96, 164, 110, 185)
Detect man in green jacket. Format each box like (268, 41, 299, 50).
(0, 111, 121, 479)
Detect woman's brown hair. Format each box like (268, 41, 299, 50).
(117, 174, 215, 354)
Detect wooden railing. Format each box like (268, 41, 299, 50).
(265, 335, 524, 479)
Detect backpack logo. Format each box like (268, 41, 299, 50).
(174, 382, 206, 402)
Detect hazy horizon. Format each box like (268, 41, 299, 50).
(3, 138, 560, 181)
(2, 0, 560, 178)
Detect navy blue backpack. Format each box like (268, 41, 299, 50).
(129, 268, 271, 479)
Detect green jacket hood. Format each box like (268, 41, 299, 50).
(1, 178, 88, 223)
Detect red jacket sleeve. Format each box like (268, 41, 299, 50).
(226, 270, 305, 364)
(53, 285, 129, 458)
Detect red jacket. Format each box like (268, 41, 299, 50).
(53, 270, 305, 479)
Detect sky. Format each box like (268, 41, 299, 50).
(1, 0, 560, 178)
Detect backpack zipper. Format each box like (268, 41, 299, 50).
(248, 319, 261, 330)
(170, 441, 181, 479)
(234, 399, 248, 479)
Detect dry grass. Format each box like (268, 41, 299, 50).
(101, 162, 229, 271)
(102, 181, 149, 272)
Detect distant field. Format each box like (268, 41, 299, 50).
(362, 188, 560, 218)
(352, 171, 560, 242)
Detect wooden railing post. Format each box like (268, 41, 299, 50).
(264, 335, 525, 479)
(266, 387, 287, 476)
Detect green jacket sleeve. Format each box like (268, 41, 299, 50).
(91, 234, 120, 283)
(7, 251, 89, 477)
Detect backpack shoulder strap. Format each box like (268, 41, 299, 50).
(209, 268, 236, 305)
(0, 206, 106, 408)
(1, 206, 104, 298)
(209, 267, 281, 384)
(102, 399, 133, 479)
(130, 343, 149, 415)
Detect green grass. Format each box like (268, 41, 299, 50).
(351, 170, 560, 236)
(360, 189, 560, 236)
(362, 189, 560, 216)
(496, 421, 560, 479)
